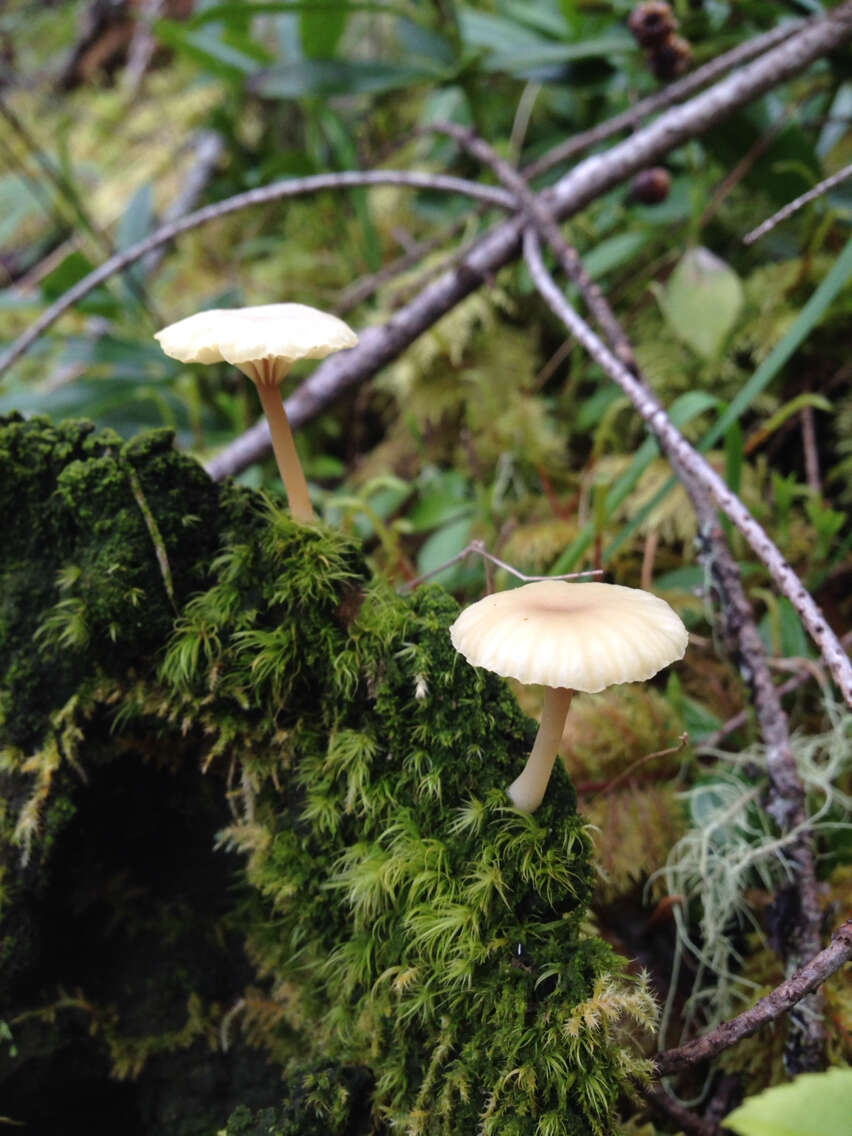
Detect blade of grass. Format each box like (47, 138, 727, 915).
(551, 390, 720, 572)
(597, 234, 852, 567)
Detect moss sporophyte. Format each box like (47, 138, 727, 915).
(0, 417, 660, 1134)
(154, 304, 358, 522)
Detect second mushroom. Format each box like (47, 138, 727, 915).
(450, 580, 688, 813)
(155, 303, 358, 522)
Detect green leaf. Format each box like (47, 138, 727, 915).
(253, 58, 444, 98)
(155, 19, 270, 78)
(300, 0, 349, 58)
(317, 105, 381, 270)
(725, 421, 743, 496)
(500, 0, 570, 38)
(186, 1, 410, 27)
(582, 231, 650, 281)
(416, 515, 473, 589)
(0, 175, 40, 245)
(407, 471, 472, 532)
(481, 35, 632, 74)
(657, 247, 744, 360)
(576, 386, 624, 432)
(724, 1069, 852, 1136)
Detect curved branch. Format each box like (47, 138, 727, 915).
(0, 171, 516, 378)
(522, 20, 803, 181)
(522, 228, 852, 708)
(205, 4, 852, 481)
(655, 919, 852, 1075)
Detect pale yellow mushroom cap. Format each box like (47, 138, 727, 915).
(450, 580, 688, 692)
(154, 303, 358, 385)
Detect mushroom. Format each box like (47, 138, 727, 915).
(155, 304, 358, 522)
(449, 580, 688, 813)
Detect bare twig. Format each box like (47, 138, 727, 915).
(522, 21, 803, 181)
(426, 120, 638, 371)
(655, 919, 852, 1075)
(744, 160, 852, 244)
(0, 171, 516, 377)
(689, 500, 824, 1070)
(522, 228, 852, 708)
(398, 538, 603, 593)
(206, 6, 852, 481)
(122, 0, 164, 98)
(334, 221, 463, 316)
(698, 630, 852, 750)
(582, 733, 689, 799)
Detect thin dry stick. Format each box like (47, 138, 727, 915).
(399, 538, 603, 593)
(334, 221, 463, 315)
(426, 120, 638, 371)
(522, 21, 803, 181)
(0, 171, 516, 377)
(206, 5, 852, 481)
(744, 160, 852, 244)
(689, 499, 824, 1070)
(655, 918, 852, 1075)
(522, 228, 852, 708)
(583, 733, 689, 799)
(698, 630, 852, 750)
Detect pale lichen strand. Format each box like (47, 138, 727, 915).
(0, 417, 655, 1134)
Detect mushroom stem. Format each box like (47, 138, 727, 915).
(507, 686, 574, 813)
(255, 380, 315, 522)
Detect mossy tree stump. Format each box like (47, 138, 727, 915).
(0, 416, 655, 1135)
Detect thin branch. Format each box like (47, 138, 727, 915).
(522, 228, 852, 708)
(425, 120, 638, 370)
(689, 499, 824, 1070)
(521, 21, 803, 181)
(698, 630, 852, 751)
(744, 160, 852, 244)
(334, 220, 464, 316)
(398, 538, 603, 593)
(655, 919, 852, 1076)
(582, 733, 689, 799)
(206, 5, 852, 481)
(0, 171, 516, 377)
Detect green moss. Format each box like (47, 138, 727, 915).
(0, 417, 655, 1134)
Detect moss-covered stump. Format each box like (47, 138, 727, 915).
(0, 415, 655, 1135)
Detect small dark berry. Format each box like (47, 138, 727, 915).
(628, 2, 678, 50)
(631, 168, 672, 205)
(650, 34, 692, 80)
